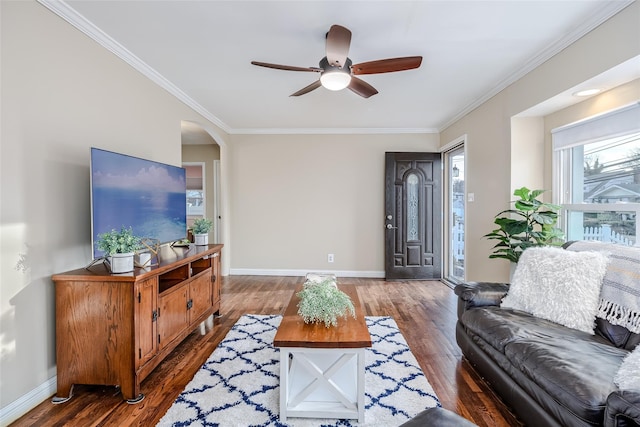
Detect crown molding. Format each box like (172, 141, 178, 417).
(229, 127, 439, 135)
(37, 0, 232, 134)
(439, 0, 635, 131)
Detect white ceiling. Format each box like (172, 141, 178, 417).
(41, 0, 637, 135)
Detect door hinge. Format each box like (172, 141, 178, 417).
(138, 292, 141, 303)
(152, 310, 158, 322)
(139, 348, 142, 359)
(158, 334, 160, 344)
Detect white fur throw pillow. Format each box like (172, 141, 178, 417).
(615, 346, 640, 391)
(501, 246, 609, 334)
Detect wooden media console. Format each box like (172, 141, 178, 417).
(51, 244, 222, 403)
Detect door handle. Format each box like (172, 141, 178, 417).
(386, 224, 397, 230)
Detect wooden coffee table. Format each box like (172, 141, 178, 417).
(274, 283, 372, 422)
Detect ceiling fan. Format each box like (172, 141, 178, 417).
(251, 25, 422, 98)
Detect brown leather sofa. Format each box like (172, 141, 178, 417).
(455, 280, 640, 427)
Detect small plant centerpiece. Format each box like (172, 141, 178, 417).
(297, 274, 356, 328)
(191, 218, 213, 246)
(484, 187, 564, 264)
(96, 226, 142, 273)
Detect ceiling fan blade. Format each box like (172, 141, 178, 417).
(351, 56, 423, 75)
(325, 25, 352, 68)
(290, 80, 322, 97)
(348, 77, 378, 98)
(251, 61, 321, 72)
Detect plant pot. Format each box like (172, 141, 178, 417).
(109, 252, 135, 273)
(194, 233, 208, 246)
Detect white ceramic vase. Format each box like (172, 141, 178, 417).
(194, 233, 208, 246)
(109, 252, 135, 273)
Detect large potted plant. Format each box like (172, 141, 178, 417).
(191, 218, 213, 246)
(484, 187, 564, 264)
(96, 226, 142, 273)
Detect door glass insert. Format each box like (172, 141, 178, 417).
(407, 173, 419, 241)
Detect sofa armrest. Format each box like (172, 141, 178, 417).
(454, 282, 509, 318)
(605, 390, 640, 427)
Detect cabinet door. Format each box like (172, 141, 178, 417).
(158, 284, 189, 349)
(189, 272, 212, 324)
(135, 277, 158, 368)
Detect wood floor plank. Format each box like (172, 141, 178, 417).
(10, 276, 522, 427)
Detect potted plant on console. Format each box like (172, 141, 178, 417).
(484, 187, 564, 264)
(191, 218, 213, 246)
(96, 226, 142, 273)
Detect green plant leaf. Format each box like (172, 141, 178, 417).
(529, 189, 545, 200)
(494, 217, 529, 235)
(532, 211, 558, 225)
(513, 187, 530, 199)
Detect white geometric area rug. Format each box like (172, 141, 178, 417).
(157, 314, 440, 427)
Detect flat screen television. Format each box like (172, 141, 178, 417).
(91, 147, 187, 259)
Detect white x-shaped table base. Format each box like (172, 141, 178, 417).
(279, 347, 366, 422)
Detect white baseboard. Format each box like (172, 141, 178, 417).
(0, 376, 56, 427)
(229, 268, 385, 278)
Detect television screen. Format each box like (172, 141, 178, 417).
(91, 148, 187, 259)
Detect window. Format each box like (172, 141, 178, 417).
(183, 163, 206, 218)
(553, 104, 640, 246)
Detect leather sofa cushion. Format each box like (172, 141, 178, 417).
(460, 306, 599, 353)
(597, 318, 640, 351)
(505, 337, 627, 424)
(605, 391, 640, 427)
(399, 407, 478, 427)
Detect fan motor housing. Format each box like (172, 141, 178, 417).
(320, 56, 352, 72)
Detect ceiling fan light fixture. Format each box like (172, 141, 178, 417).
(320, 70, 351, 91)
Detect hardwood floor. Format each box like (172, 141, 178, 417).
(11, 276, 522, 426)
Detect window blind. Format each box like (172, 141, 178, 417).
(552, 102, 640, 150)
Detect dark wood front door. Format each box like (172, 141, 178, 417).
(385, 152, 441, 280)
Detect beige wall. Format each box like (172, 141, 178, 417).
(441, 1, 640, 283)
(0, 1, 226, 420)
(228, 133, 439, 275)
(511, 117, 545, 194)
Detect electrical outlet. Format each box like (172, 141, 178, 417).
(328, 254, 334, 263)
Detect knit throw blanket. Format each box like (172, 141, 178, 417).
(567, 241, 640, 334)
